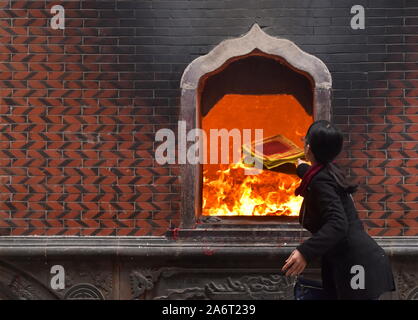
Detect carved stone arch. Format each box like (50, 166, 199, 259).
(0, 261, 59, 300)
(179, 24, 333, 228)
(181, 23, 332, 85)
(181, 23, 332, 119)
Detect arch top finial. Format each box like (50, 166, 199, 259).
(248, 23, 263, 35)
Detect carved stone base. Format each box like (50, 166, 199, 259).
(132, 268, 305, 300)
(0, 236, 416, 300)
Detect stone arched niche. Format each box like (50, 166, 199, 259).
(180, 24, 332, 228)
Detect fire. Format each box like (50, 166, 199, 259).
(202, 93, 312, 217)
(202, 160, 303, 216)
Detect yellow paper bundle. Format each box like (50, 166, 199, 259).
(242, 134, 304, 169)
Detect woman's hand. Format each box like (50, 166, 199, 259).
(297, 158, 308, 166)
(282, 249, 307, 276)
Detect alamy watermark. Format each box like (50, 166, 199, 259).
(351, 5, 365, 30)
(50, 265, 65, 290)
(350, 264, 365, 290)
(155, 121, 264, 175)
(50, 5, 65, 30)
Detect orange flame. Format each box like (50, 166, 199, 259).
(202, 160, 303, 216)
(201, 94, 312, 217)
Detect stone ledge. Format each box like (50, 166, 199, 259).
(0, 236, 417, 258)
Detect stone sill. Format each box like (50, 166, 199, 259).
(0, 236, 417, 258)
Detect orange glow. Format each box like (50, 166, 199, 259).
(202, 94, 313, 216)
(203, 160, 303, 216)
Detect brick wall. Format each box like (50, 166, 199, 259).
(0, 0, 416, 236)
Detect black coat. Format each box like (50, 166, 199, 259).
(296, 163, 395, 300)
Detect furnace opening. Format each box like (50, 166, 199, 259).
(199, 53, 314, 217)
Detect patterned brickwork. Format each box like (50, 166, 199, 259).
(0, 0, 416, 236)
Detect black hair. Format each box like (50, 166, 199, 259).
(306, 120, 358, 194)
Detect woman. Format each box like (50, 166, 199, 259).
(281, 120, 395, 300)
